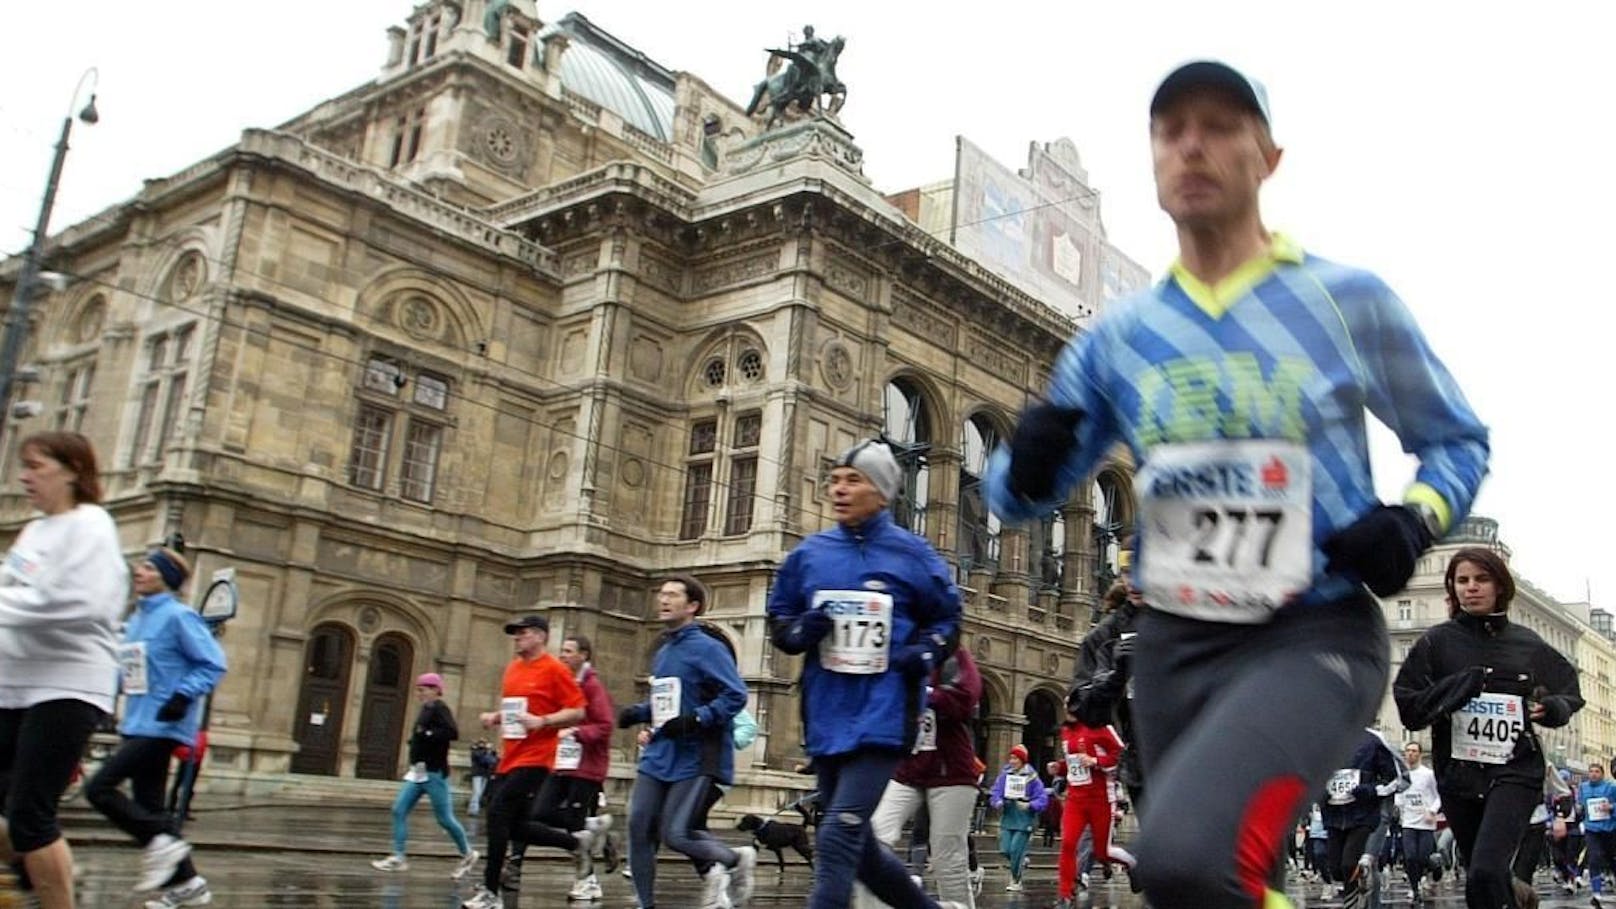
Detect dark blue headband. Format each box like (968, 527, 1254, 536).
(146, 550, 186, 591)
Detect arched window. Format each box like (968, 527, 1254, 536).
(1031, 511, 1066, 590)
(1093, 475, 1125, 591)
(882, 380, 931, 533)
(958, 414, 1001, 571)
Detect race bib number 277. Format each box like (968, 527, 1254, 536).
(1136, 440, 1312, 623)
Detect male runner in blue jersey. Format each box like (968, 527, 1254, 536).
(986, 60, 1488, 909)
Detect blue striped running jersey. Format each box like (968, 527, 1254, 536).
(985, 234, 1489, 606)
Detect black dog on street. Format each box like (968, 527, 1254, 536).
(736, 813, 815, 872)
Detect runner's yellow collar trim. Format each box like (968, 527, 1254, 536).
(1170, 233, 1304, 319)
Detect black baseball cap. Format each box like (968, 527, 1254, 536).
(503, 614, 549, 634)
(1150, 60, 1273, 129)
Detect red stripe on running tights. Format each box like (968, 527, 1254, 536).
(1235, 776, 1308, 905)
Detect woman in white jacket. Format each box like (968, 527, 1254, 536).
(0, 432, 129, 909)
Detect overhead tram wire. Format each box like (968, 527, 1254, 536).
(45, 264, 1022, 537)
(8, 164, 1115, 524)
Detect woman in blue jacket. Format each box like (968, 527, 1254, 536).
(85, 548, 226, 908)
(769, 439, 965, 909)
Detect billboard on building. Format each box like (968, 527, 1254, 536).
(950, 137, 1149, 322)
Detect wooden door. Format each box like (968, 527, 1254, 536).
(291, 624, 354, 776)
(355, 633, 414, 780)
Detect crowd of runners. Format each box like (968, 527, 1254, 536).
(0, 58, 1594, 909)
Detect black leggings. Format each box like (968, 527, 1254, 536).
(1443, 783, 1540, 909)
(1512, 822, 1545, 884)
(482, 766, 548, 891)
(0, 699, 102, 853)
(513, 772, 596, 855)
(1131, 592, 1389, 909)
(85, 736, 199, 887)
(1327, 825, 1373, 896)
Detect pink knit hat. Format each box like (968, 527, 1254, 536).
(415, 672, 444, 690)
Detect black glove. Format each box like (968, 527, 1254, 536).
(1322, 505, 1434, 596)
(1110, 634, 1135, 664)
(654, 713, 701, 739)
(156, 693, 192, 722)
(616, 706, 641, 729)
(1006, 404, 1084, 502)
(773, 609, 834, 654)
(1350, 784, 1378, 801)
(892, 643, 936, 678)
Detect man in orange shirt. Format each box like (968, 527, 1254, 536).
(459, 615, 587, 909)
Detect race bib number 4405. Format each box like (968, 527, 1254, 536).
(813, 591, 893, 674)
(1451, 692, 1524, 765)
(1136, 440, 1312, 623)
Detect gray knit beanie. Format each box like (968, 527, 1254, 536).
(834, 439, 902, 503)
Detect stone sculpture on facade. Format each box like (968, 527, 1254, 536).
(744, 24, 847, 130)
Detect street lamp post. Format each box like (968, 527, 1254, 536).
(0, 68, 99, 420)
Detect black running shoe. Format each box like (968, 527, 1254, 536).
(601, 832, 621, 874)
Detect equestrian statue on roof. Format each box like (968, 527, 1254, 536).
(745, 25, 847, 130)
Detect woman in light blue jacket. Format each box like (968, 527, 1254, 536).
(85, 547, 226, 907)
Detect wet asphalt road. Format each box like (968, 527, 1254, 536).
(30, 806, 1586, 907)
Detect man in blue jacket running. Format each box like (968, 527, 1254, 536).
(769, 439, 967, 909)
(86, 548, 227, 908)
(1580, 762, 1616, 908)
(618, 574, 755, 908)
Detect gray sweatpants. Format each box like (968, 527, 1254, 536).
(1131, 590, 1389, 909)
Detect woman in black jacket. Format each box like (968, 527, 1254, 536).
(1394, 547, 1582, 909)
(369, 673, 480, 879)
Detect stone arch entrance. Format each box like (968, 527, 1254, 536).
(1022, 687, 1064, 780)
(356, 632, 415, 780)
(291, 623, 355, 776)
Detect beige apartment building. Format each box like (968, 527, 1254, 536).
(0, 0, 1148, 803)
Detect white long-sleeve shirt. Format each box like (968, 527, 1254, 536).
(1397, 763, 1443, 830)
(0, 504, 128, 712)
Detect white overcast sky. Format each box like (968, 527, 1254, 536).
(4, 1, 1611, 606)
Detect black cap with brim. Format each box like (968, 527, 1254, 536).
(1150, 60, 1272, 127)
(504, 614, 549, 634)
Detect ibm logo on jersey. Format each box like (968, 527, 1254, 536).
(1463, 697, 1519, 717)
(1147, 456, 1293, 499)
(821, 597, 884, 617)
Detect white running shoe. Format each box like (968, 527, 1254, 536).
(142, 875, 212, 908)
(969, 865, 984, 894)
(700, 865, 732, 909)
(729, 845, 757, 906)
(568, 873, 603, 901)
(451, 849, 479, 881)
(370, 854, 409, 872)
(1006, 880, 1023, 892)
(460, 885, 500, 909)
(138, 835, 194, 891)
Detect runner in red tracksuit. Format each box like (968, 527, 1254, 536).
(1049, 718, 1136, 905)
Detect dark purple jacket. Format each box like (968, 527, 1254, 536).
(895, 646, 983, 789)
(560, 665, 615, 783)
